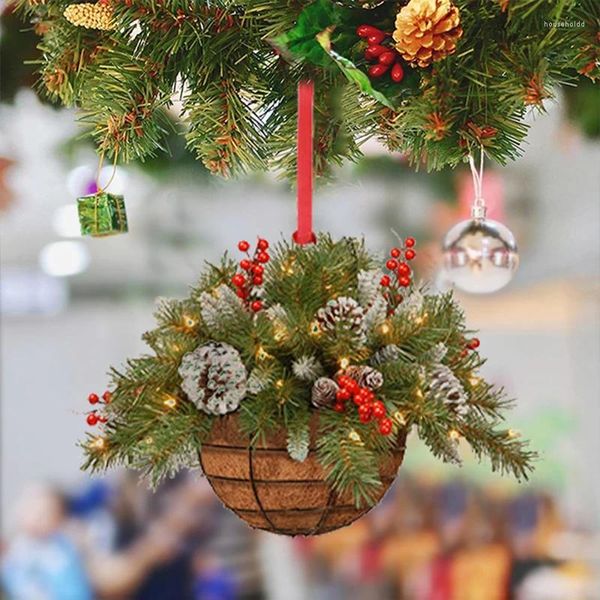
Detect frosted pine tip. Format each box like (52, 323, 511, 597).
(64, 2, 115, 31)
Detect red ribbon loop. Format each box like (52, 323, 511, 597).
(293, 80, 316, 245)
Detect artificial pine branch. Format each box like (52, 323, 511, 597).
(21, 0, 596, 175)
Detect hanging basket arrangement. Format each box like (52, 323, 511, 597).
(20, 0, 598, 176)
(82, 235, 534, 536)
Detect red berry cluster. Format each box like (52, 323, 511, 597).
(85, 391, 111, 426)
(380, 237, 416, 311)
(460, 337, 480, 358)
(356, 24, 405, 83)
(334, 375, 393, 436)
(232, 239, 270, 313)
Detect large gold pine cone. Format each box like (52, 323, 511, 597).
(393, 0, 463, 68)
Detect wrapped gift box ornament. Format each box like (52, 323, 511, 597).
(77, 192, 128, 237)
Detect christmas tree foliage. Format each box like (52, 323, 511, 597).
(18, 0, 599, 176)
(83, 236, 534, 506)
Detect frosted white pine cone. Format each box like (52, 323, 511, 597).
(316, 296, 366, 343)
(371, 344, 402, 366)
(357, 269, 384, 307)
(199, 284, 245, 332)
(426, 363, 469, 417)
(395, 290, 424, 317)
(363, 294, 387, 335)
(179, 342, 247, 415)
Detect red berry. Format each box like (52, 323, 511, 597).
(240, 259, 252, 270)
(252, 264, 264, 275)
(380, 275, 391, 287)
(368, 63, 390, 78)
(378, 51, 396, 66)
(98, 415, 108, 423)
(337, 375, 351, 387)
(362, 389, 375, 402)
(386, 259, 398, 270)
(379, 417, 393, 435)
(468, 338, 480, 350)
(253, 275, 264, 285)
(250, 300, 263, 312)
(334, 402, 346, 413)
(390, 248, 401, 258)
(346, 379, 359, 394)
(358, 404, 372, 422)
(232, 274, 245, 287)
(88, 393, 99, 405)
(238, 240, 250, 252)
(356, 24, 382, 38)
(236, 288, 248, 299)
(372, 401, 386, 420)
(102, 391, 112, 403)
(405, 249, 416, 260)
(405, 237, 415, 248)
(353, 389, 370, 406)
(460, 348, 469, 358)
(364, 44, 387, 61)
(336, 389, 351, 402)
(257, 238, 269, 251)
(367, 32, 385, 45)
(398, 276, 411, 287)
(391, 62, 404, 83)
(398, 263, 410, 276)
(257, 252, 270, 264)
(86, 413, 99, 426)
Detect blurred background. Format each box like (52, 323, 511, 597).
(1, 5, 600, 599)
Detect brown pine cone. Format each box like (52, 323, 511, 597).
(336, 365, 384, 391)
(393, 0, 463, 68)
(311, 377, 339, 408)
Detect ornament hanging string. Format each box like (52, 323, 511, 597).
(293, 81, 316, 244)
(95, 149, 118, 194)
(468, 148, 486, 220)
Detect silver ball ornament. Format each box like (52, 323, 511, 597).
(442, 216, 519, 294)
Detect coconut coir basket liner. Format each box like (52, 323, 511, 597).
(199, 413, 407, 536)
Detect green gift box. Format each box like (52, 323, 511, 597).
(77, 192, 128, 237)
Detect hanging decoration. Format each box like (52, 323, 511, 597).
(82, 232, 534, 535)
(19, 0, 597, 177)
(392, 0, 463, 68)
(77, 190, 128, 237)
(76, 147, 128, 236)
(442, 151, 519, 294)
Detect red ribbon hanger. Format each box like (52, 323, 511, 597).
(293, 80, 316, 245)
